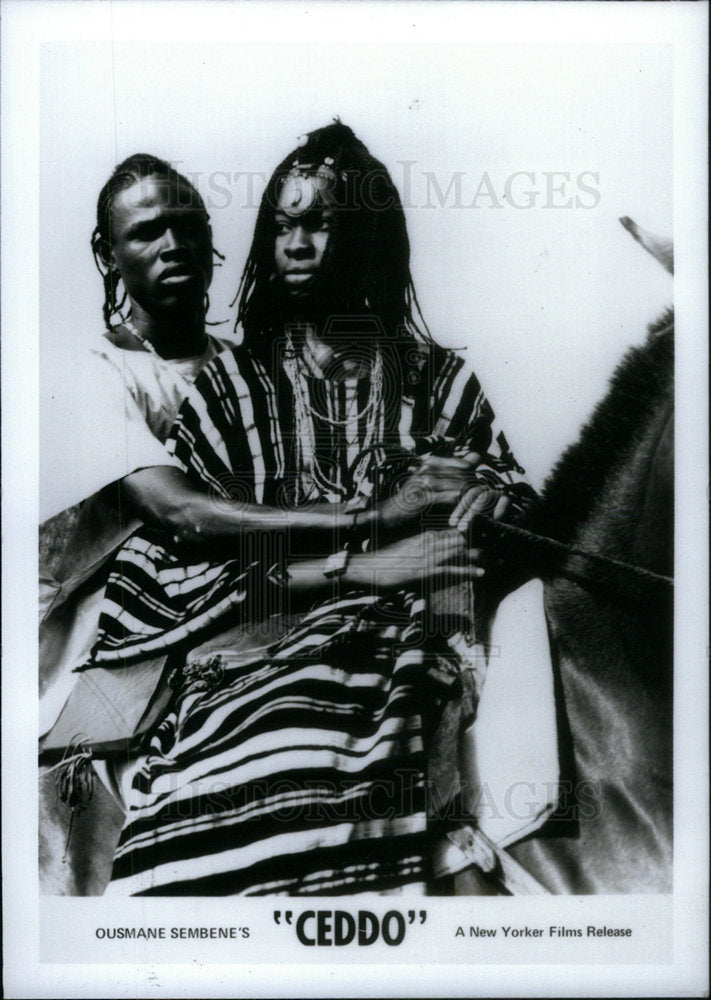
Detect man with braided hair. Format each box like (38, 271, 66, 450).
(52, 124, 536, 896)
(40, 153, 230, 747)
(40, 153, 241, 893)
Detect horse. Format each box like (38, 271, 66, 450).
(504, 221, 674, 894)
(505, 309, 673, 893)
(38, 510, 127, 895)
(452, 221, 674, 895)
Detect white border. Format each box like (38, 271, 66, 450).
(2, 2, 708, 997)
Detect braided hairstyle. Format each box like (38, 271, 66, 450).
(236, 122, 432, 368)
(91, 153, 210, 332)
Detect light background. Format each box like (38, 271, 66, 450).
(40, 38, 674, 516)
(3, 2, 708, 998)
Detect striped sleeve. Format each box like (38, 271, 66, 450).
(411, 344, 537, 517)
(92, 528, 289, 664)
(92, 348, 288, 664)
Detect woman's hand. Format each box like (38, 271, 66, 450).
(349, 527, 486, 593)
(376, 452, 484, 534)
(448, 484, 510, 536)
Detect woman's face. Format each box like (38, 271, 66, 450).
(273, 175, 333, 299)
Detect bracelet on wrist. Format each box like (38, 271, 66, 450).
(323, 547, 351, 579)
(324, 509, 363, 579)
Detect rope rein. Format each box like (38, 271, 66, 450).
(352, 437, 672, 589)
(478, 514, 673, 587)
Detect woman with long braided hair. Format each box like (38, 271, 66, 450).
(66, 124, 536, 896)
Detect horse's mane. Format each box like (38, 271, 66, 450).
(530, 308, 673, 544)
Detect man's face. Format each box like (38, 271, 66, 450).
(108, 174, 213, 318)
(274, 181, 332, 298)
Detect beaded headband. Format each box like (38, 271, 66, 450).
(278, 141, 346, 217)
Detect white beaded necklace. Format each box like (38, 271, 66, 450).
(121, 317, 161, 358)
(284, 332, 383, 499)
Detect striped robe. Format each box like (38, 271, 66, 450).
(95, 340, 533, 895)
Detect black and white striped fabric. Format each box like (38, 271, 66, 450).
(96, 340, 533, 895)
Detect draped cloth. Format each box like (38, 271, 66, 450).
(97, 340, 534, 896)
(39, 331, 230, 738)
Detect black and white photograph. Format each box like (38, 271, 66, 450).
(2, 1, 708, 996)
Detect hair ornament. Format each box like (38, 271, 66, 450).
(279, 158, 338, 217)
